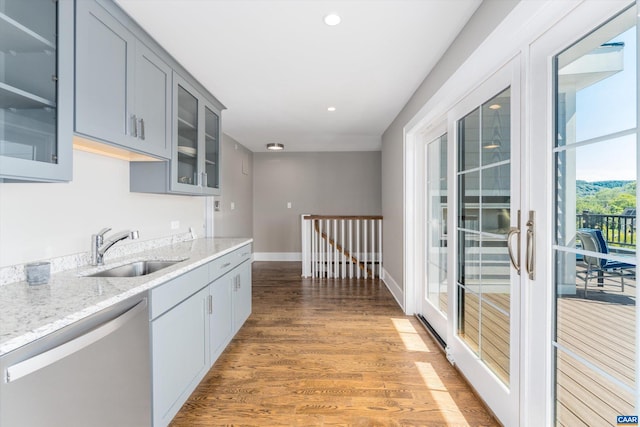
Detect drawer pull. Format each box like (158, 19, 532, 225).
(221, 262, 231, 269)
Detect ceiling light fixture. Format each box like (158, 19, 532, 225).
(488, 104, 501, 110)
(327, 106, 336, 112)
(324, 14, 341, 26)
(266, 143, 284, 151)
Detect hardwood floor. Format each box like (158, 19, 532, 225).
(169, 262, 498, 427)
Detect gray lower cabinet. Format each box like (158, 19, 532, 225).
(75, 0, 171, 159)
(151, 286, 209, 427)
(0, 0, 73, 182)
(233, 260, 252, 332)
(208, 270, 234, 365)
(151, 244, 251, 427)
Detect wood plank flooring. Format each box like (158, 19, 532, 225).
(169, 262, 498, 426)
(555, 276, 636, 427)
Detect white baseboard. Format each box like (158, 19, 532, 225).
(253, 252, 302, 262)
(382, 267, 404, 312)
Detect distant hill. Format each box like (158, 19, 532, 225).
(576, 180, 633, 197)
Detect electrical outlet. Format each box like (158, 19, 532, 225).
(170, 220, 180, 230)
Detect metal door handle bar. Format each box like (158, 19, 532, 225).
(5, 298, 147, 383)
(526, 211, 535, 280)
(507, 210, 521, 275)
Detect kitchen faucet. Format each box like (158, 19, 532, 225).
(91, 227, 140, 266)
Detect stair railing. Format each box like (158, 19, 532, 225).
(301, 214, 383, 279)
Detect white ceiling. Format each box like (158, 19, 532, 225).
(115, 0, 482, 152)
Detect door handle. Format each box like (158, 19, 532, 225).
(526, 211, 535, 280)
(138, 118, 145, 140)
(507, 210, 521, 275)
(130, 114, 137, 138)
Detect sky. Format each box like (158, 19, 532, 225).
(573, 25, 637, 182)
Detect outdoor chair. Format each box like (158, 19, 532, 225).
(576, 228, 635, 296)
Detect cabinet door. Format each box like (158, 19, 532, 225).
(152, 286, 209, 427)
(134, 42, 171, 159)
(202, 105, 220, 195)
(75, 0, 135, 148)
(171, 74, 202, 193)
(0, 0, 72, 182)
(209, 272, 233, 365)
(233, 261, 252, 333)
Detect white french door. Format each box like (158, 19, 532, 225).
(447, 58, 523, 426)
(419, 125, 449, 341)
(528, 2, 639, 425)
(408, 2, 639, 425)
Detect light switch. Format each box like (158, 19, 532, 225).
(231, 202, 235, 210)
(170, 220, 180, 230)
(287, 202, 292, 209)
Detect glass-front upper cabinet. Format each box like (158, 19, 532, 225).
(204, 106, 220, 192)
(171, 73, 222, 195)
(0, 0, 73, 182)
(176, 84, 199, 188)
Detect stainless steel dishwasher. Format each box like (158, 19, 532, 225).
(0, 293, 151, 427)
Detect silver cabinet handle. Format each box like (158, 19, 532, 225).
(139, 118, 145, 140)
(526, 211, 535, 280)
(130, 114, 138, 138)
(221, 262, 231, 269)
(208, 295, 213, 314)
(5, 298, 147, 383)
(506, 210, 521, 275)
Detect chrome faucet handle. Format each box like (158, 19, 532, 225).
(97, 227, 112, 238)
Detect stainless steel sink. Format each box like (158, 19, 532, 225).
(86, 260, 185, 278)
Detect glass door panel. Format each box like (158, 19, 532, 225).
(176, 85, 198, 188)
(204, 106, 219, 191)
(0, 0, 57, 164)
(553, 6, 637, 424)
(421, 132, 449, 340)
(457, 88, 512, 385)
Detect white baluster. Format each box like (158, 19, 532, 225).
(311, 219, 316, 278)
(356, 220, 361, 279)
(363, 219, 368, 279)
(326, 219, 331, 278)
(348, 219, 353, 279)
(370, 218, 375, 278)
(378, 219, 383, 279)
(341, 219, 345, 279)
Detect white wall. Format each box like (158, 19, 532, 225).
(0, 149, 206, 267)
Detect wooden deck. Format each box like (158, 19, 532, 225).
(457, 262, 636, 427)
(556, 270, 636, 427)
(169, 262, 498, 426)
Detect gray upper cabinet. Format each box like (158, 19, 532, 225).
(130, 72, 223, 196)
(0, 0, 73, 182)
(75, 0, 171, 159)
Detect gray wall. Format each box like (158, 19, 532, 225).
(381, 0, 519, 289)
(253, 151, 381, 254)
(214, 133, 253, 238)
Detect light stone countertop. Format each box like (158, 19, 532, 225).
(0, 237, 252, 356)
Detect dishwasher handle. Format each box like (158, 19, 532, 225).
(5, 298, 147, 384)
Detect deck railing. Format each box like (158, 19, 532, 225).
(301, 215, 382, 279)
(576, 212, 636, 248)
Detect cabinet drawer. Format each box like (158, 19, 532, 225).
(150, 264, 209, 319)
(208, 244, 252, 281)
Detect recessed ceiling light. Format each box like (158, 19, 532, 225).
(266, 143, 284, 151)
(327, 106, 336, 112)
(324, 14, 341, 26)
(488, 104, 501, 110)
